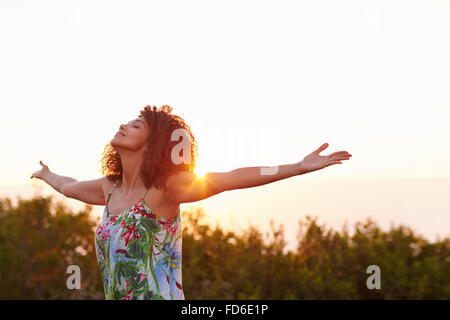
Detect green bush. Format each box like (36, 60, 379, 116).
(0, 194, 448, 299)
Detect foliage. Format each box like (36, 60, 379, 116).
(0, 194, 448, 299)
(0, 195, 103, 299)
(181, 209, 449, 300)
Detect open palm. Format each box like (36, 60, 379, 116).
(300, 143, 352, 173)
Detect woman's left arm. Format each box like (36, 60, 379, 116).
(165, 143, 351, 204)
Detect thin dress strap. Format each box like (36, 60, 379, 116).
(141, 186, 151, 200)
(106, 179, 120, 216)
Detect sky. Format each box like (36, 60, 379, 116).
(1, 0, 449, 252)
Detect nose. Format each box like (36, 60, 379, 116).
(119, 124, 127, 131)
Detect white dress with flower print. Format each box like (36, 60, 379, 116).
(94, 179, 185, 300)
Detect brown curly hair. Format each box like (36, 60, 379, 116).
(99, 105, 198, 190)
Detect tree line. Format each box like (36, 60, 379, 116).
(0, 194, 448, 299)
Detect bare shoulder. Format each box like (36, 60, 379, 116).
(164, 170, 203, 194)
(102, 176, 117, 188)
(165, 171, 196, 188)
(164, 171, 195, 203)
(93, 176, 115, 202)
(164, 170, 224, 204)
(63, 176, 112, 206)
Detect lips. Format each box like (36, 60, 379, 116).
(116, 132, 125, 137)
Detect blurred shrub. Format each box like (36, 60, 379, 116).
(0, 194, 448, 299)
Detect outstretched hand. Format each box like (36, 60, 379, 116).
(300, 143, 352, 173)
(31, 160, 50, 180)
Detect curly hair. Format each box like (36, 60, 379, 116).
(99, 105, 198, 190)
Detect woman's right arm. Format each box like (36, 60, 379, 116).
(31, 161, 106, 205)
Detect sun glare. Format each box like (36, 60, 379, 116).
(194, 166, 207, 178)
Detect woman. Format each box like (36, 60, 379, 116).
(31, 104, 352, 300)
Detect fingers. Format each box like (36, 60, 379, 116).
(31, 161, 47, 179)
(329, 151, 351, 157)
(324, 150, 353, 168)
(315, 143, 329, 154)
(333, 155, 352, 161)
(329, 152, 352, 161)
(39, 160, 49, 169)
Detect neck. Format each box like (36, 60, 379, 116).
(117, 149, 146, 193)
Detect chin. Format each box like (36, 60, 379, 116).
(110, 138, 120, 148)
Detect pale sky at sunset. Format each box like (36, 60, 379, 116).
(1, 1, 449, 252)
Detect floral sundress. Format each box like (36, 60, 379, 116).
(94, 179, 185, 300)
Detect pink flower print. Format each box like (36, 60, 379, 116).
(131, 200, 157, 219)
(101, 228, 110, 240)
(121, 221, 141, 247)
(158, 218, 177, 237)
(139, 273, 146, 283)
(129, 201, 144, 215)
(158, 218, 173, 230)
(121, 288, 133, 300)
(121, 280, 132, 300)
(106, 215, 118, 226)
(96, 225, 104, 235)
(164, 226, 175, 238)
(147, 212, 157, 220)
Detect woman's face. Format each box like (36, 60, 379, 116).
(110, 116, 151, 151)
